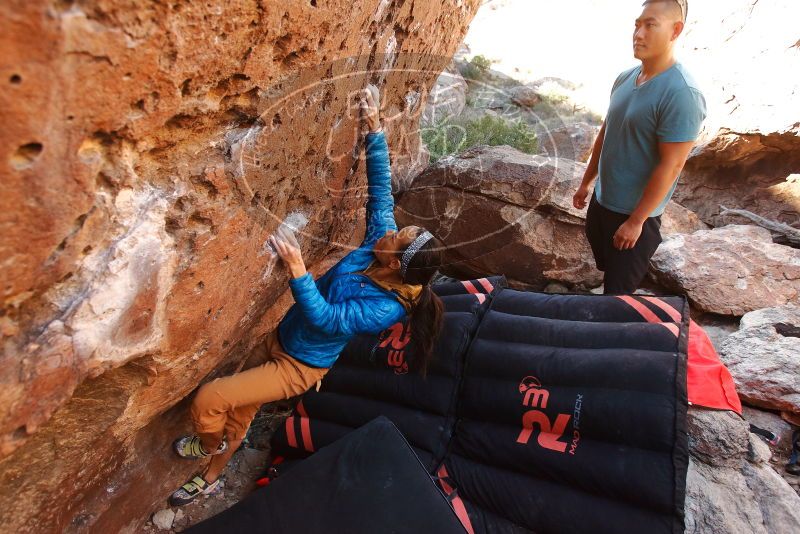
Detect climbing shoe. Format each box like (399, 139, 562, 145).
(168, 474, 221, 507)
(173, 435, 227, 459)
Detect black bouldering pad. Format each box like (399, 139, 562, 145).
(187, 417, 466, 534)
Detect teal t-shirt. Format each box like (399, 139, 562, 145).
(596, 62, 706, 217)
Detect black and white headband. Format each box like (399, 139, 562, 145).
(400, 231, 434, 279)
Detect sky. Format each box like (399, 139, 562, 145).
(463, 0, 644, 113)
(460, 0, 800, 130)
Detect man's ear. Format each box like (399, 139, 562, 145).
(672, 20, 684, 40)
(389, 257, 402, 270)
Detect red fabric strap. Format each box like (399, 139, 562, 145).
(437, 465, 475, 534)
(476, 278, 494, 293)
(285, 416, 298, 448)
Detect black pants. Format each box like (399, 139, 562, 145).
(585, 195, 662, 295)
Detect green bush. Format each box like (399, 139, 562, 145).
(422, 114, 538, 163)
(539, 91, 570, 106)
(470, 54, 494, 72)
(421, 120, 468, 163)
(464, 115, 538, 154)
(460, 54, 496, 81)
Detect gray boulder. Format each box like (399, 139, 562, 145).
(685, 408, 800, 533)
(650, 225, 800, 316)
(720, 305, 800, 418)
(508, 85, 541, 108)
(537, 122, 599, 163)
(661, 202, 710, 236)
(422, 65, 468, 127)
(397, 145, 603, 289)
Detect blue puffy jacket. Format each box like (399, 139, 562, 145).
(278, 131, 407, 368)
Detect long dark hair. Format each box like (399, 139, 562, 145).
(400, 232, 445, 376)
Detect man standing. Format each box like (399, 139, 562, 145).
(573, 0, 706, 295)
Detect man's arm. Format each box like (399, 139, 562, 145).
(573, 121, 606, 210)
(612, 141, 695, 250)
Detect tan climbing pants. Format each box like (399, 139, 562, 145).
(190, 330, 328, 450)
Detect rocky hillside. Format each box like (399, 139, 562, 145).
(0, 1, 481, 532)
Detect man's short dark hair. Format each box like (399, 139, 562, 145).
(642, 0, 687, 22)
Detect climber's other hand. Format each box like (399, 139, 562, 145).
(269, 227, 306, 279)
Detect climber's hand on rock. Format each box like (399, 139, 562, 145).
(573, 184, 590, 210)
(269, 227, 307, 279)
(612, 218, 643, 250)
(277, 224, 301, 249)
(360, 84, 382, 133)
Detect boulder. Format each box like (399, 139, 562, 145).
(785, 412, 800, 427)
(676, 152, 800, 230)
(660, 201, 710, 236)
(650, 225, 800, 315)
(686, 409, 751, 469)
(685, 407, 800, 534)
(0, 0, 481, 531)
(536, 122, 598, 163)
(508, 85, 540, 108)
(396, 145, 603, 289)
(422, 64, 468, 127)
(691, 313, 739, 353)
(720, 305, 800, 418)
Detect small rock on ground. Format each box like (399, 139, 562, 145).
(152, 508, 175, 530)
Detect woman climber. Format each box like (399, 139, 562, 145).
(168, 84, 445, 506)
